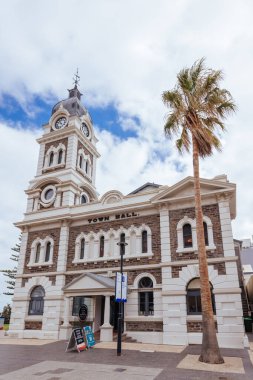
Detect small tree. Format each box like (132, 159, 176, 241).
(1, 304, 11, 324)
(0, 237, 20, 296)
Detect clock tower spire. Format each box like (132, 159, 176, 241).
(25, 80, 100, 213)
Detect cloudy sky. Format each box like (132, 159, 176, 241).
(1, 0, 253, 310)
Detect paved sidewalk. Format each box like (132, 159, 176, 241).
(0, 339, 252, 379)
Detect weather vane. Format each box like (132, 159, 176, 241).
(73, 68, 80, 87)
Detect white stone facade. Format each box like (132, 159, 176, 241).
(8, 86, 247, 348)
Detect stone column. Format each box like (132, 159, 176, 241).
(100, 295, 113, 342)
(59, 296, 72, 340)
(63, 297, 71, 326)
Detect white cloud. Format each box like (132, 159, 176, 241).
(0, 124, 40, 309)
(1, 0, 253, 308)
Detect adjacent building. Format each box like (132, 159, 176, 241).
(9, 83, 248, 348)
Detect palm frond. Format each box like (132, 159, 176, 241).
(162, 58, 236, 158)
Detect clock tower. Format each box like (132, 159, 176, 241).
(26, 81, 100, 213)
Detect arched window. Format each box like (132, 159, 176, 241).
(49, 152, 54, 167)
(28, 286, 45, 315)
(80, 238, 85, 259)
(203, 222, 209, 246)
(58, 149, 63, 164)
(79, 155, 83, 169)
(81, 195, 87, 204)
(119, 233, 126, 255)
(99, 236, 104, 257)
(85, 160, 88, 174)
(186, 278, 215, 315)
(142, 230, 148, 253)
(138, 277, 154, 316)
(35, 243, 41, 263)
(183, 224, 193, 248)
(45, 242, 51, 262)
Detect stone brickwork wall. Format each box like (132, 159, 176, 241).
(171, 263, 226, 278)
(24, 321, 42, 330)
(187, 321, 217, 332)
(78, 141, 94, 165)
(24, 228, 61, 274)
(67, 214, 161, 271)
(126, 321, 163, 332)
(65, 274, 80, 286)
(48, 275, 56, 285)
(77, 140, 93, 182)
(171, 265, 187, 278)
(127, 268, 162, 285)
(43, 137, 68, 169)
(169, 204, 223, 261)
(21, 278, 29, 287)
(213, 262, 226, 275)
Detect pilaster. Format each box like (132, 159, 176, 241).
(56, 220, 70, 288)
(159, 206, 171, 262)
(16, 230, 29, 276)
(36, 143, 45, 176)
(218, 199, 235, 257)
(66, 134, 78, 170)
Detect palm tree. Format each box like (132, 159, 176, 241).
(162, 58, 236, 364)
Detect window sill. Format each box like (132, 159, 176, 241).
(27, 262, 53, 268)
(125, 316, 162, 322)
(76, 167, 92, 181)
(42, 163, 65, 172)
(72, 253, 153, 264)
(187, 315, 216, 321)
(176, 245, 216, 254)
(25, 316, 43, 321)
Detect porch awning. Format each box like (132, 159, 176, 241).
(62, 273, 115, 296)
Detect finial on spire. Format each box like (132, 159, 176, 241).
(73, 68, 80, 87)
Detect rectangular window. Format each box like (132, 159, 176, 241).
(187, 290, 216, 315)
(139, 292, 154, 316)
(28, 299, 44, 315)
(72, 296, 91, 316)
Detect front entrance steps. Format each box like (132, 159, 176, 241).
(113, 332, 139, 343)
(94, 330, 140, 343)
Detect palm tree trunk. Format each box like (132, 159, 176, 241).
(192, 136, 224, 364)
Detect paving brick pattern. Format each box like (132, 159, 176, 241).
(0, 340, 252, 380)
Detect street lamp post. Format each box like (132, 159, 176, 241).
(116, 240, 128, 356)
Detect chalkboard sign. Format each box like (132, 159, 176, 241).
(66, 328, 86, 352)
(79, 304, 88, 322)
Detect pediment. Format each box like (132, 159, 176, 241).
(151, 176, 235, 203)
(63, 273, 114, 292)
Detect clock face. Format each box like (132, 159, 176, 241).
(81, 122, 90, 137)
(55, 116, 67, 129)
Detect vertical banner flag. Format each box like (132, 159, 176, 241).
(115, 272, 128, 302)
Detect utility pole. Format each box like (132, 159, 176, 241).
(116, 239, 128, 356)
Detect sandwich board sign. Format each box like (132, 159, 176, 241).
(83, 326, 96, 348)
(115, 272, 127, 302)
(66, 328, 86, 352)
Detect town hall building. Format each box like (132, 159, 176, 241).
(9, 81, 248, 348)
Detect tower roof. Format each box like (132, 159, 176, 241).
(51, 84, 88, 117)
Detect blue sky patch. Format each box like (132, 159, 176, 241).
(0, 93, 139, 139)
(90, 103, 138, 139)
